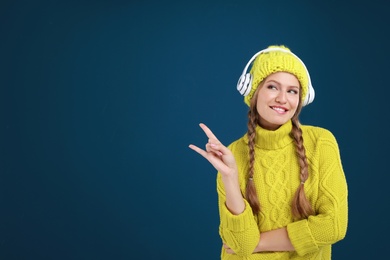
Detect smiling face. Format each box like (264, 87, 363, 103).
(255, 72, 300, 130)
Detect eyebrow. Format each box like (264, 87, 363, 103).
(265, 80, 299, 89)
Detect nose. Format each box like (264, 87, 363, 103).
(275, 91, 287, 103)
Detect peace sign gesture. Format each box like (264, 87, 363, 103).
(189, 123, 238, 178)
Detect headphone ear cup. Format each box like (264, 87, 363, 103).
(237, 73, 252, 96)
(302, 84, 315, 106)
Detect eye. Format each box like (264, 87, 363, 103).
(288, 89, 299, 94)
(267, 85, 277, 90)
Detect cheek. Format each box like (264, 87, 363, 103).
(287, 97, 300, 114)
(256, 97, 267, 111)
(291, 96, 300, 107)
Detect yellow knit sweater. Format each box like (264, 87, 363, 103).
(217, 121, 348, 259)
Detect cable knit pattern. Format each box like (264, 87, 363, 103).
(217, 121, 348, 259)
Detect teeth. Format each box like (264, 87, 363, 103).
(272, 107, 286, 112)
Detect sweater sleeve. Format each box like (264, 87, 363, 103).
(217, 172, 260, 257)
(287, 129, 348, 256)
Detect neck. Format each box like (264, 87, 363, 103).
(245, 120, 294, 150)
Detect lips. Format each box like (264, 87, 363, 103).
(271, 106, 288, 113)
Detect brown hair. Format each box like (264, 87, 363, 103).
(245, 83, 314, 220)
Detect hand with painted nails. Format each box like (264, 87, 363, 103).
(189, 123, 238, 179)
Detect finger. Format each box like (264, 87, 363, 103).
(199, 123, 220, 142)
(188, 144, 208, 158)
(190, 144, 231, 172)
(205, 143, 223, 157)
(190, 144, 222, 160)
(226, 248, 234, 254)
(223, 244, 234, 254)
(198, 124, 229, 156)
(207, 142, 232, 157)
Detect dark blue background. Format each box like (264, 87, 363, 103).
(1, 0, 388, 259)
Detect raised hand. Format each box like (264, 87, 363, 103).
(189, 123, 238, 178)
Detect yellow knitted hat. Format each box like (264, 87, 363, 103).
(244, 45, 310, 106)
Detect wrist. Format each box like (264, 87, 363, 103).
(255, 238, 266, 253)
(220, 170, 239, 184)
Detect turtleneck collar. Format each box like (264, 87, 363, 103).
(244, 120, 294, 150)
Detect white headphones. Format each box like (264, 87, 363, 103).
(237, 47, 315, 106)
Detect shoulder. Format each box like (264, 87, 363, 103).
(301, 125, 342, 162)
(301, 125, 339, 145)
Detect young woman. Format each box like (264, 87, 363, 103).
(189, 45, 348, 259)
